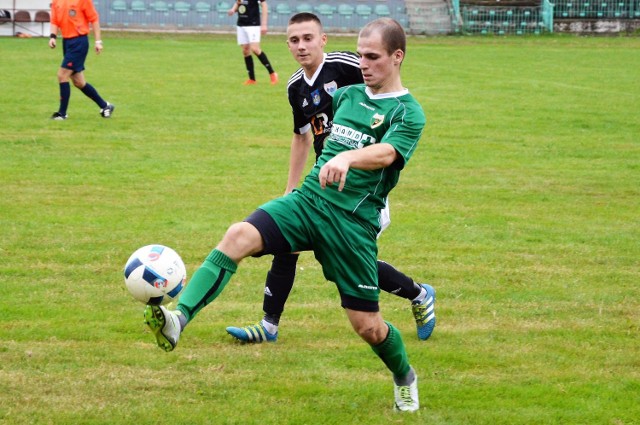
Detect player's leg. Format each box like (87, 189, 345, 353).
(225, 252, 298, 343)
(70, 71, 114, 118)
(52, 66, 73, 119)
(242, 45, 256, 83)
(144, 221, 264, 351)
(316, 211, 418, 411)
(344, 302, 419, 412)
(377, 260, 436, 341)
(237, 26, 256, 84)
(245, 25, 276, 84)
(377, 200, 436, 340)
(250, 42, 277, 84)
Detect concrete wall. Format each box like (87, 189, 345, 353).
(554, 19, 640, 34)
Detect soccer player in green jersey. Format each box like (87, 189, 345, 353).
(225, 12, 436, 345)
(144, 18, 426, 412)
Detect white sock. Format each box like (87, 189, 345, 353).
(411, 286, 427, 304)
(261, 319, 278, 334)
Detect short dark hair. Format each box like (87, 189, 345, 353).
(288, 12, 323, 29)
(359, 18, 406, 56)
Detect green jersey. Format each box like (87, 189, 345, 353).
(301, 84, 426, 229)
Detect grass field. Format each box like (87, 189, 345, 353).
(1, 32, 639, 424)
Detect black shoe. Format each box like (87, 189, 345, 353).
(100, 103, 115, 118)
(51, 112, 68, 120)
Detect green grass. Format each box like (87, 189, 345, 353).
(1, 32, 639, 424)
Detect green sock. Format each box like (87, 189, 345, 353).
(176, 249, 237, 324)
(370, 322, 411, 379)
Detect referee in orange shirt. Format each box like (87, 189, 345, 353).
(48, 0, 114, 120)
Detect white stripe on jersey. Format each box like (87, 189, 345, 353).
(286, 51, 360, 89)
(287, 68, 305, 90)
(325, 51, 360, 68)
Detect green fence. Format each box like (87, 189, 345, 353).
(452, 0, 554, 34)
(553, 0, 640, 18)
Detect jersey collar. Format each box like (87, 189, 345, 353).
(304, 53, 328, 86)
(365, 86, 409, 99)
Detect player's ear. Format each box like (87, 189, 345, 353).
(321, 33, 327, 48)
(393, 49, 404, 66)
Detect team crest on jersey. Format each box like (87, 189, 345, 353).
(311, 89, 321, 106)
(69, 9, 76, 17)
(371, 113, 385, 129)
(324, 81, 338, 97)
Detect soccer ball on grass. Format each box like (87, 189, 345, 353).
(123, 244, 186, 305)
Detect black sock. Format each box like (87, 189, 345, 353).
(256, 51, 275, 74)
(244, 55, 255, 80)
(58, 82, 71, 115)
(377, 260, 421, 300)
(80, 83, 107, 109)
(262, 253, 299, 325)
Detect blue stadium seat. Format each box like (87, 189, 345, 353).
(174, 1, 191, 13)
(130, 0, 147, 12)
(194, 1, 213, 27)
(216, 1, 231, 15)
(111, 0, 127, 12)
(315, 3, 336, 18)
(148, 0, 170, 26)
(150, 0, 169, 13)
(195, 1, 212, 13)
(275, 2, 292, 15)
(355, 4, 372, 17)
(296, 3, 313, 13)
(108, 0, 128, 26)
(374, 4, 390, 17)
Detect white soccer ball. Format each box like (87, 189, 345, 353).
(123, 244, 186, 305)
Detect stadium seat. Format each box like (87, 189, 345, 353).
(34, 10, 50, 35)
(174, 1, 191, 13)
(131, 0, 147, 12)
(275, 2, 292, 15)
(355, 4, 372, 18)
(111, 0, 128, 12)
(14, 10, 31, 23)
(338, 3, 355, 17)
(172, 1, 191, 26)
(150, 1, 170, 13)
(196, 1, 212, 13)
(216, 1, 231, 17)
(374, 4, 390, 17)
(296, 3, 313, 13)
(148, 0, 170, 26)
(315, 3, 335, 17)
(108, 0, 128, 26)
(269, 2, 290, 26)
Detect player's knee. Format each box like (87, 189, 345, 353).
(353, 321, 387, 345)
(219, 222, 263, 260)
(355, 326, 386, 345)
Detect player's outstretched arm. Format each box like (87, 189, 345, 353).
(319, 143, 397, 191)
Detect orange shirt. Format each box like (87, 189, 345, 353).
(51, 0, 99, 39)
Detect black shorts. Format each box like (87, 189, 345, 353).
(61, 35, 89, 72)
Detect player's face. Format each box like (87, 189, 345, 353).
(357, 32, 403, 94)
(286, 21, 327, 73)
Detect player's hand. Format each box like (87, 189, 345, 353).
(261, 25, 267, 35)
(227, 8, 234, 15)
(319, 155, 350, 192)
(95, 41, 103, 54)
(49, 37, 56, 49)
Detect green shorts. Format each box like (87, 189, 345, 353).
(259, 188, 380, 302)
